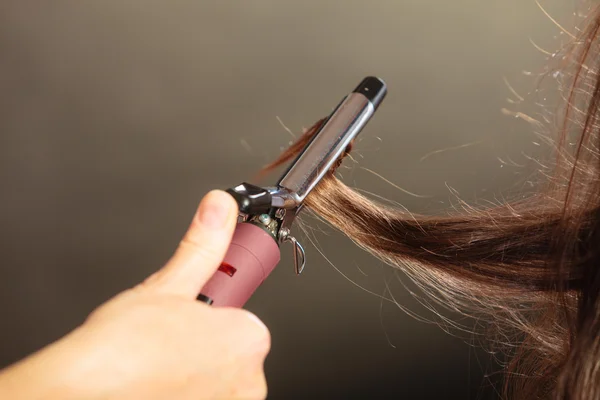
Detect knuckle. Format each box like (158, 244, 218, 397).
(241, 311, 271, 345)
(228, 310, 271, 354)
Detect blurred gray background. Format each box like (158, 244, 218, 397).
(0, 1, 577, 399)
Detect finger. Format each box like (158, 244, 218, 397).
(142, 190, 238, 298)
(217, 309, 271, 357)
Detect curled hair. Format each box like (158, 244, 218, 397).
(262, 7, 600, 399)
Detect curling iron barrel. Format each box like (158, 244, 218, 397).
(197, 77, 387, 308)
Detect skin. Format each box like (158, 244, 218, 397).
(0, 190, 271, 400)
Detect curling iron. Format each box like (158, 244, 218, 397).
(198, 76, 387, 308)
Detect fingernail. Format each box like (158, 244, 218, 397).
(197, 190, 233, 229)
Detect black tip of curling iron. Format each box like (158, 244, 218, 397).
(353, 76, 387, 110)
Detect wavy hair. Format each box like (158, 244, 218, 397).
(262, 6, 600, 399)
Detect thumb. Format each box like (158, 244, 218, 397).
(143, 190, 238, 298)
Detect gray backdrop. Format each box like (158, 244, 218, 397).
(0, 1, 576, 399)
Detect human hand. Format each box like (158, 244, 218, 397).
(0, 190, 271, 400)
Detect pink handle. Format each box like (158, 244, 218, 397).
(199, 223, 281, 308)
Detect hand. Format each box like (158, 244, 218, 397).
(0, 190, 271, 400)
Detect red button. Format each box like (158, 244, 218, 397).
(218, 263, 237, 277)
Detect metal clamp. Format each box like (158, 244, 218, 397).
(279, 227, 306, 275)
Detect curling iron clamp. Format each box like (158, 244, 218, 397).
(198, 76, 387, 308)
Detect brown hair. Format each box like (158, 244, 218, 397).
(262, 7, 600, 400)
